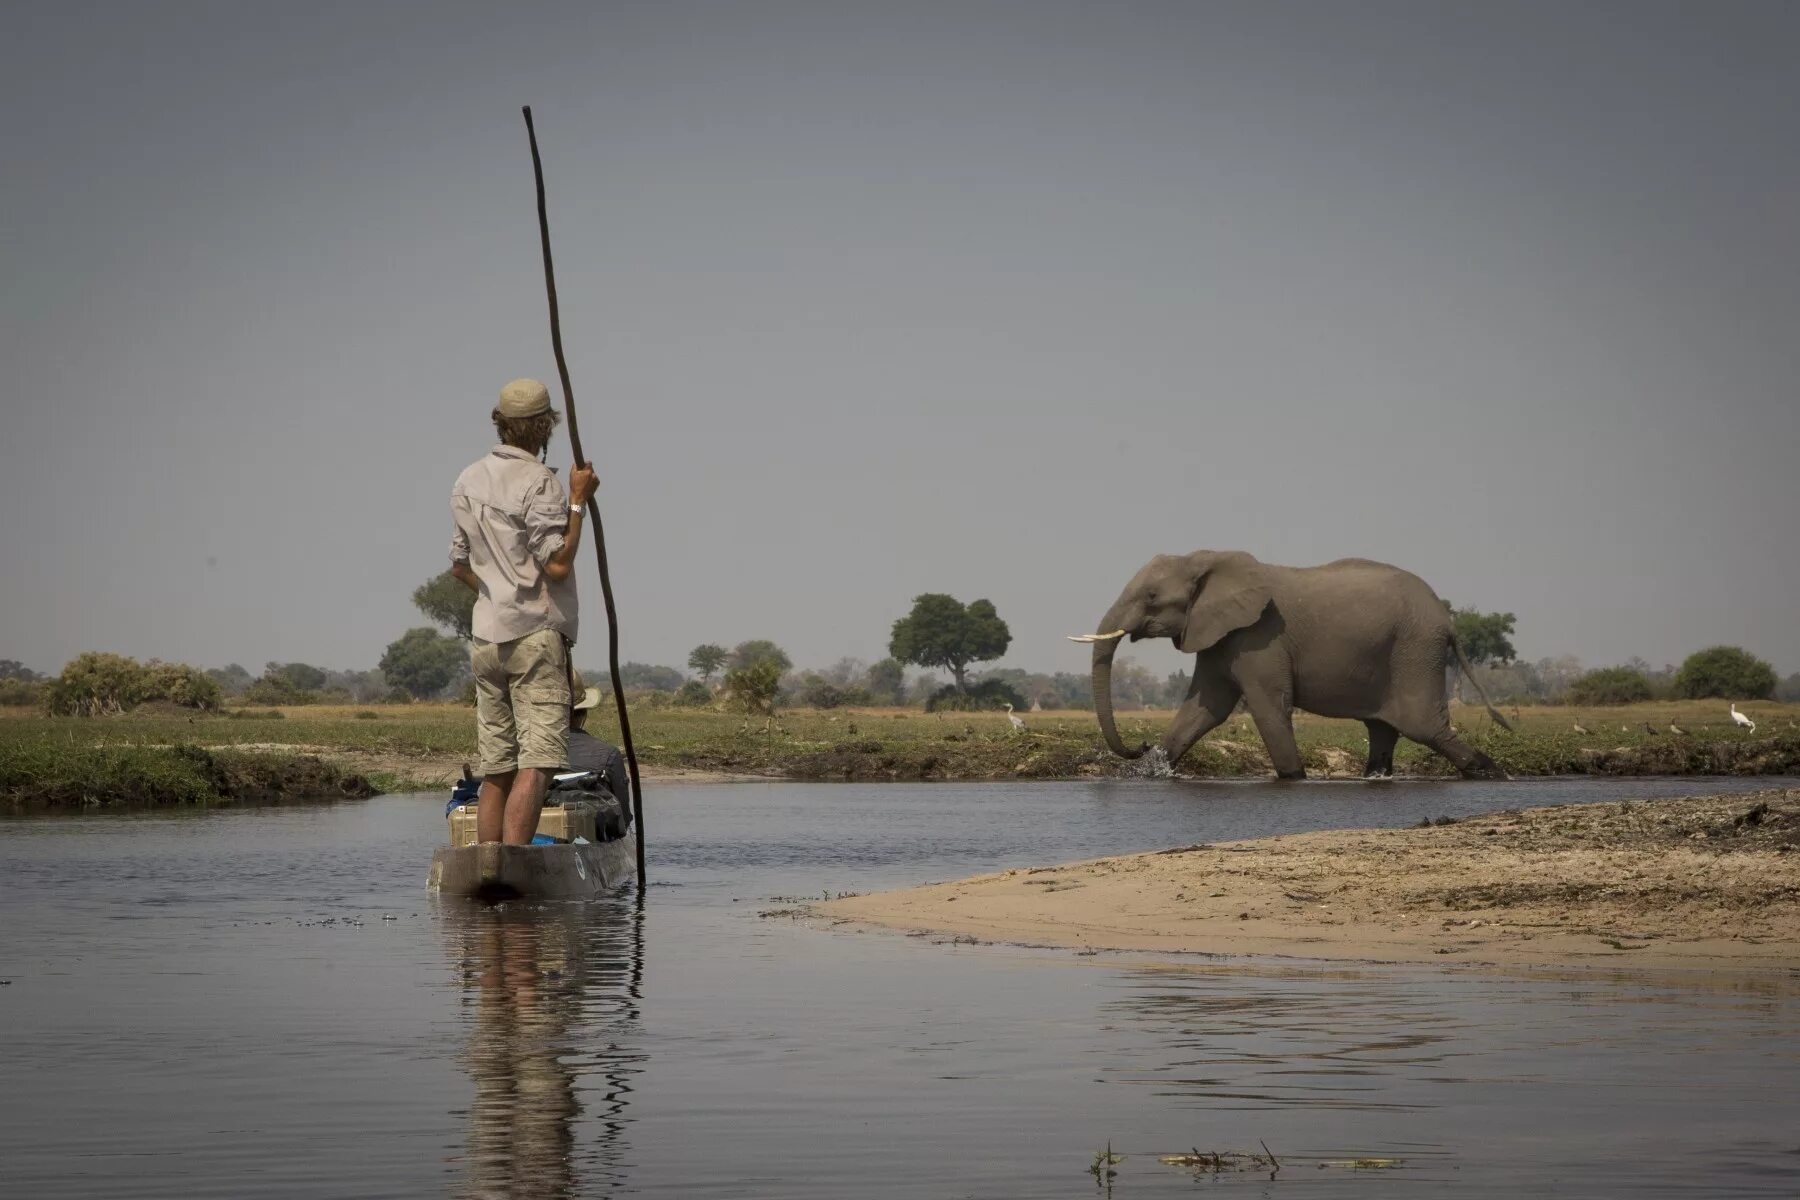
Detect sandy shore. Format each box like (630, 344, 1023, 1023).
(820, 789, 1800, 969)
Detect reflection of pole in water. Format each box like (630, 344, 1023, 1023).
(448, 890, 645, 1199)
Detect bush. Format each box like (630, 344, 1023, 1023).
(226, 708, 286, 720)
(45, 652, 221, 716)
(1779, 672, 1800, 703)
(1565, 666, 1653, 706)
(724, 659, 783, 713)
(794, 673, 872, 709)
(243, 676, 315, 706)
(673, 680, 713, 707)
(1675, 646, 1777, 700)
(0, 678, 44, 707)
(353, 710, 381, 720)
(925, 678, 1026, 713)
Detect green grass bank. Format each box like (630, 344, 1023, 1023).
(3, 699, 1798, 806)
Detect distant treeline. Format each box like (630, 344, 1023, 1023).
(5, 637, 1794, 719)
(1461, 646, 1795, 706)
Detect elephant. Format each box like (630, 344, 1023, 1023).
(1072, 551, 1510, 779)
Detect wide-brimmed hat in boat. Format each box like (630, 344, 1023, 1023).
(569, 670, 602, 712)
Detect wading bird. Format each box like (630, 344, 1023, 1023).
(1004, 703, 1026, 734)
(1572, 721, 1590, 735)
(1730, 704, 1756, 733)
(1669, 721, 1688, 736)
(1643, 722, 1660, 735)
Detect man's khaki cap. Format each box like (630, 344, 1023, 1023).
(498, 378, 553, 418)
(570, 670, 602, 712)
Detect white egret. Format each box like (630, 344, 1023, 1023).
(1669, 721, 1688, 736)
(1004, 703, 1026, 733)
(1730, 704, 1756, 733)
(1572, 721, 1590, 735)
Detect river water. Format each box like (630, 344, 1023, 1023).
(3, 777, 1798, 1198)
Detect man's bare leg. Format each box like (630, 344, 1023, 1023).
(501, 768, 552, 844)
(477, 771, 515, 844)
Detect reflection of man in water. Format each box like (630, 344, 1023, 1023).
(566, 672, 630, 807)
(464, 914, 579, 1199)
(452, 902, 644, 1199)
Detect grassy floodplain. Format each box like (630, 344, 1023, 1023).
(3, 698, 1799, 807)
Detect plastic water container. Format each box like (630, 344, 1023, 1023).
(530, 833, 559, 846)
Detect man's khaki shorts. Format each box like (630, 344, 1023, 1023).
(471, 629, 571, 776)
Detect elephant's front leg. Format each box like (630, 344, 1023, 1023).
(1158, 673, 1242, 766)
(1243, 692, 1306, 780)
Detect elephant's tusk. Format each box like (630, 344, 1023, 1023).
(1065, 629, 1127, 643)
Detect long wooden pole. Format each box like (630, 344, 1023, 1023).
(522, 105, 646, 885)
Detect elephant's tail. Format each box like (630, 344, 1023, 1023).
(1450, 636, 1514, 732)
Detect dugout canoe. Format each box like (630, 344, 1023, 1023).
(429, 838, 635, 902)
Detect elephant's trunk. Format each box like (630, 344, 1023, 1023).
(1091, 609, 1146, 759)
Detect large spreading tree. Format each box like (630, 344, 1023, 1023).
(379, 628, 467, 700)
(1446, 605, 1517, 665)
(888, 594, 1011, 694)
(687, 643, 728, 685)
(413, 571, 476, 640)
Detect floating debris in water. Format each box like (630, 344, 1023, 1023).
(1159, 1140, 1280, 1178)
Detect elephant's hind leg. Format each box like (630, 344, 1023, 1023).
(1390, 715, 1503, 780)
(1363, 720, 1398, 778)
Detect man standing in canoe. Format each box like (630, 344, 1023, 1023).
(449, 378, 597, 845)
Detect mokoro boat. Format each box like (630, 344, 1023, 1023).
(429, 838, 635, 902)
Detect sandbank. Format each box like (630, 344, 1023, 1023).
(819, 789, 1800, 969)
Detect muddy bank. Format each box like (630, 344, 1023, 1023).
(820, 789, 1800, 969)
(652, 730, 1800, 782)
(1, 743, 375, 809)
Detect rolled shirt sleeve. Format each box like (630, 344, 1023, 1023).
(523, 473, 570, 566)
(449, 519, 471, 565)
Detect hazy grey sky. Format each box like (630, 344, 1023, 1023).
(4, 0, 1796, 682)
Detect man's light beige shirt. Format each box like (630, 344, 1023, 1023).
(450, 445, 579, 644)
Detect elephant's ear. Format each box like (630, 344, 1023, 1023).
(1180, 553, 1272, 653)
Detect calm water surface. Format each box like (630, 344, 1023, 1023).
(3, 777, 1798, 1198)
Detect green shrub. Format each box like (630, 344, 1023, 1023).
(243, 677, 314, 705)
(1565, 666, 1652, 706)
(353, 710, 381, 720)
(227, 708, 286, 720)
(140, 662, 222, 711)
(673, 680, 713, 708)
(0, 678, 44, 707)
(724, 659, 784, 713)
(795, 674, 872, 709)
(1675, 646, 1777, 700)
(925, 678, 1026, 713)
(45, 652, 220, 716)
